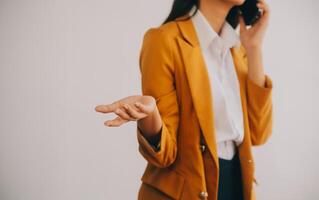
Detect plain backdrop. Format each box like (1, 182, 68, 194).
(1, 0, 319, 199)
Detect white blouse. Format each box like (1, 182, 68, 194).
(191, 9, 244, 160)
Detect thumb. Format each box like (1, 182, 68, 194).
(239, 14, 246, 32)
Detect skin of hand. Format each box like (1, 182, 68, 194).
(95, 95, 163, 140)
(239, 0, 270, 87)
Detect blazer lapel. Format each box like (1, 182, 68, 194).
(175, 16, 247, 167)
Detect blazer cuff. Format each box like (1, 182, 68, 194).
(137, 125, 162, 153)
(246, 74, 273, 109)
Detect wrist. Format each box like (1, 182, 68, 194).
(138, 106, 158, 123)
(246, 46, 262, 57)
(137, 106, 162, 137)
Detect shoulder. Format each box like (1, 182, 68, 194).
(139, 21, 181, 73)
(141, 21, 181, 47)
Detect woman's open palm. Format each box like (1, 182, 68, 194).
(95, 95, 156, 127)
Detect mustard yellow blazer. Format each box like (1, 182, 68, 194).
(136, 15, 273, 200)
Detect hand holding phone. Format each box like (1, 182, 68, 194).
(238, 0, 270, 51)
(239, 0, 261, 26)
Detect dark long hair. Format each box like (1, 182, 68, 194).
(162, 0, 240, 29)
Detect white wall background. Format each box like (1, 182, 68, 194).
(0, 0, 318, 199)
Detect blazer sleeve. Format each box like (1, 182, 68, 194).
(240, 45, 274, 146)
(136, 27, 179, 168)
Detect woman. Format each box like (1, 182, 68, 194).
(95, 0, 273, 199)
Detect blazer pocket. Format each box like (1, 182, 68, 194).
(141, 168, 186, 200)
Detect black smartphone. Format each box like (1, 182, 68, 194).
(239, 0, 261, 26)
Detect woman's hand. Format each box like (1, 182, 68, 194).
(239, 0, 270, 51)
(95, 95, 157, 127)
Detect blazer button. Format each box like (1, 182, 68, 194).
(200, 145, 206, 152)
(199, 191, 208, 199)
(248, 159, 253, 163)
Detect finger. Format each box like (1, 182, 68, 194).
(104, 116, 127, 127)
(134, 102, 153, 114)
(114, 107, 136, 121)
(95, 102, 118, 113)
(257, 1, 270, 15)
(123, 103, 144, 120)
(132, 102, 143, 112)
(239, 14, 246, 32)
(256, 2, 270, 25)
